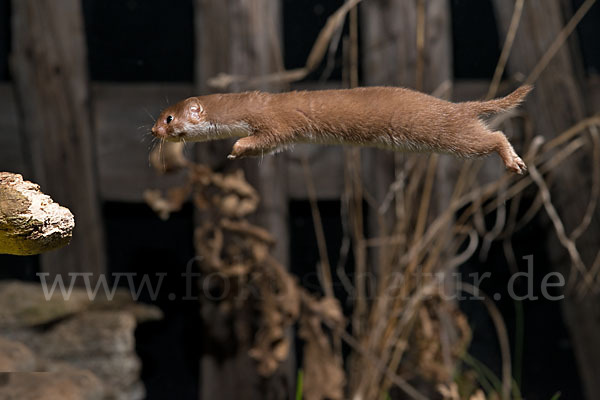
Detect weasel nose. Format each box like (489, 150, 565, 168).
(152, 126, 166, 137)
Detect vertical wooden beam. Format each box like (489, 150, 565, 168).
(492, 1, 600, 399)
(194, 1, 291, 399)
(358, 1, 454, 396)
(493, 0, 586, 134)
(195, 0, 288, 266)
(361, 0, 451, 91)
(360, 0, 453, 248)
(360, 0, 412, 243)
(10, 0, 106, 280)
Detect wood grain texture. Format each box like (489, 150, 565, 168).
(492, 1, 599, 398)
(10, 0, 105, 279)
(194, 1, 293, 399)
(361, 0, 454, 215)
(356, 2, 454, 398)
(0, 86, 24, 175)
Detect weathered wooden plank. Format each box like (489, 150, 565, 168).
(194, 0, 289, 262)
(10, 0, 105, 279)
(194, 1, 293, 399)
(0, 85, 24, 175)
(360, 0, 454, 251)
(194, 0, 290, 263)
(357, 1, 454, 398)
(360, 0, 417, 275)
(492, 2, 599, 399)
(588, 74, 600, 114)
(361, 0, 454, 218)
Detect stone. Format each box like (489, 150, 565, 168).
(0, 281, 89, 331)
(0, 369, 104, 400)
(33, 311, 136, 359)
(0, 172, 74, 255)
(0, 337, 35, 372)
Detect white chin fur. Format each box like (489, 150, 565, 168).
(179, 121, 252, 142)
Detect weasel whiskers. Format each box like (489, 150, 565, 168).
(143, 107, 156, 122)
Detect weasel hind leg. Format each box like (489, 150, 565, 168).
(490, 130, 527, 174)
(456, 125, 526, 174)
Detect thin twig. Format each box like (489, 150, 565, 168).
(410, 155, 438, 255)
(569, 125, 600, 240)
(399, 118, 600, 271)
(346, 0, 368, 339)
(528, 145, 595, 293)
(322, 320, 428, 400)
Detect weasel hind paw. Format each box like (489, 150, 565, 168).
(506, 155, 527, 174)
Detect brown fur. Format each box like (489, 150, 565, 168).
(152, 85, 532, 173)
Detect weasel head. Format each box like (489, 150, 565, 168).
(152, 97, 210, 142)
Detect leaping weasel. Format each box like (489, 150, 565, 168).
(151, 85, 532, 174)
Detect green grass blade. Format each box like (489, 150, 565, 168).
(296, 369, 304, 400)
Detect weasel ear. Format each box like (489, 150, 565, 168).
(189, 102, 204, 120)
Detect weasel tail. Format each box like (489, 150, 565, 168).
(463, 85, 533, 116)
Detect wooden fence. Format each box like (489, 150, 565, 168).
(1, 0, 600, 399)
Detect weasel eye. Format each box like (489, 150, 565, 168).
(166, 115, 173, 124)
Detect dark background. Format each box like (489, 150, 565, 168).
(1, 1, 599, 399)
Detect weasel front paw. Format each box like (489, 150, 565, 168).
(228, 142, 252, 159)
(229, 137, 270, 159)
